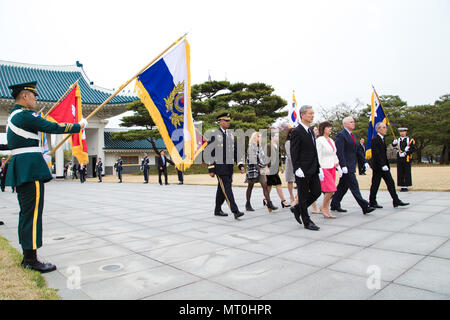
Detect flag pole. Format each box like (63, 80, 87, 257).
(49, 33, 188, 156)
(372, 85, 397, 139)
(1, 80, 81, 170)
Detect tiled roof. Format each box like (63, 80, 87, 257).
(104, 131, 166, 150)
(0, 60, 137, 104)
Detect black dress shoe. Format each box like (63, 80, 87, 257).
(290, 206, 302, 225)
(232, 210, 244, 219)
(21, 259, 57, 273)
(304, 221, 320, 231)
(214, 210, 228, 217)
(331, 207, 347, 213)
(363, 206, 376, 214)
(393, 200, 410, 208)
(370, 203, 383, 209)
(0, 221, 4, 225)
(400, 188, 409, 192)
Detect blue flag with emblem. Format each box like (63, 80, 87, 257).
(134, 38, 197, 170)
(366, 90, 388, 159)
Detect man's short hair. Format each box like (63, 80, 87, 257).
(299, 105, 312, 118)
(342, 116, 353, 126)
(375, 122, 385, 131)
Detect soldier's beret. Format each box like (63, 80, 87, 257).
(217, 112, 231, 121)
(8, 81, 38, 99)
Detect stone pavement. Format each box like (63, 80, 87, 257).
(0, 180, 449, 300)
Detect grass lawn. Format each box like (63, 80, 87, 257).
(0, 235, 60, 300)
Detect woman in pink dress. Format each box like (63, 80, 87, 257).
(316, 121, 343, 218)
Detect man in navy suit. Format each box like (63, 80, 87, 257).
(330, 117, 375, 214)
(289, 105, 322, 231)
(369, 122, 409, 208)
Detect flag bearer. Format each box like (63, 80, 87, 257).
(207, 113, 245, 220)
(6, 81, 87, 273)
(392, 127, 415, 192)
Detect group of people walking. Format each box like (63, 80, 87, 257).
(208, 107, 412, 231)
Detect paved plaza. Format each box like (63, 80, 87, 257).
(0, 180, 449, 300)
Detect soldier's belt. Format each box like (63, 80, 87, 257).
(11, 147, 43, 156)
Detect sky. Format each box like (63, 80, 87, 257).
(1, 0, 449, 128)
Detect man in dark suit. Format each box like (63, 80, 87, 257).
(369, 122, 409, 208)
(357, 138, 367, 175)
(330, 117, 375, 214)
(289, 105, 322, 231)
(157, 150, 169, 185)
(206, 112, 245, 220)
(141, 152, 150, 184)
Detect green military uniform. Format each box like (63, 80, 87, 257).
(6, 81, 82, 272)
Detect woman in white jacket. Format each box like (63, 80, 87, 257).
(316, 121, 343, 218)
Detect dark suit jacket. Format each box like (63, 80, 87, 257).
(290, 125, 320, 175)
(371, 135, 389, 172)
(335, 129, 366, 173)
(207, 129, 244, 176)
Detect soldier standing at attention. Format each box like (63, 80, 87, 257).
(5, 81, 87, 273)
(392, 128, 415, 192)
(141, 152, 150, 184)
(115, 156, 123, 183)
(207, 113, 245, 220)
(96, 158, 103, 182)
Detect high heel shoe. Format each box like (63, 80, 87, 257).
(246, 201, 255, 212)
(281, 200, 291, 208)
(263, 199, 267, 206)
(267, 201, 278, 212)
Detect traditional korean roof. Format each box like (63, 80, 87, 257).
(104, 131, 166, 150)
(0, 60, 137, 104)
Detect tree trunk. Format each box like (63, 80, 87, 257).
(441, 143, 449, 165)
(146, 138, 160, 155)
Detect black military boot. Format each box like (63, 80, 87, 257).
(22, 249, 57, 273)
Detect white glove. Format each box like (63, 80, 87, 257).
(399, 152, 406, 157)
(405, 146, 410, 152)
(392, 139, 398, 146)
(318, 168, 324, 181)
(295, 168, 305, 178)
(364, 163, 370, 171)
(79, 118, 88, 129)
(342, 166, 348, 174)
(382, 165, 389, 172)
(337, 166, 343, 178)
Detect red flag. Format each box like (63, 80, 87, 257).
(47, 84, 89, 165)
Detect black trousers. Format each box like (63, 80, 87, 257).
(177, 170, 183, 183)
(294, 174, 321, 224)
(158, 167, 168, 184)
(358, 159, 366, 175)
(117, 169, 122, 182)
(331, 172, 369, 210)
(215, 175, 239, 213)
(397, 159, 412, 187)
(143, 167, 149, 183)
(369, 170, 399, 204)
(97, 171, 102, 182)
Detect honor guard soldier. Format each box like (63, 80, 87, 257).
(141, 152, 150, 183)
(96, 158, 103, 182)
(5, 81, 87, 273)
(392, 127, 415, 192)
(207, 112, 245, 219)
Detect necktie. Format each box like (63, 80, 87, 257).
(308, 127, 315, 145)
(350, 132, 356, 149)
